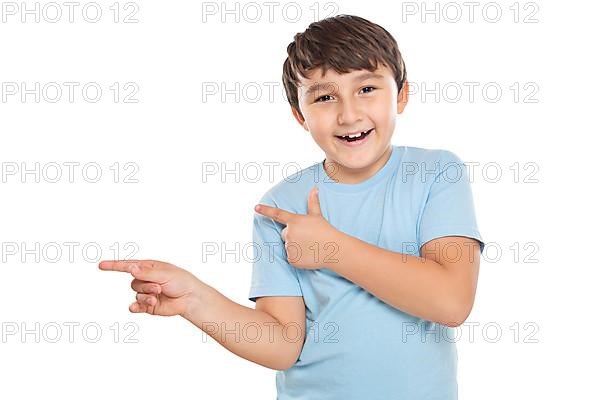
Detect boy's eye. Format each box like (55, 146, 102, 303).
(360, 86, 376, 94)
(315, 94, 333, 103)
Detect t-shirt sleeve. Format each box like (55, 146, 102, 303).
(417, 150, 485, 254)
(248, 195, 303, 303)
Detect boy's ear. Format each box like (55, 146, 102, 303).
(397, 80, 409, 114)
(291, 106, 309, 131)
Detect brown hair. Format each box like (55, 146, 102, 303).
(282, 14, 407, 119)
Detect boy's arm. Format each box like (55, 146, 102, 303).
(183, 286, 305, 371)
(253, 187, 481, 328)
(325, 233, 480, 327)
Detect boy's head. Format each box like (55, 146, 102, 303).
(282, 14, 409, 180)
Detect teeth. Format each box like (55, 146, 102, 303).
(340, 129, 370, 139)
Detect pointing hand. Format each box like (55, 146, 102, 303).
(98, 259, 203, 317)
(254, 187, 340, 270)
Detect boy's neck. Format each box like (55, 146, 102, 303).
(322, 145, 393, 185)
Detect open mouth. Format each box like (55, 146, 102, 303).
(335, 128, 374, 142)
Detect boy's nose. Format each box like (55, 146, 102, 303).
(337, 99, 364, 126)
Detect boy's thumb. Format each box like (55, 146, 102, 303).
(307, 186, 322, 216)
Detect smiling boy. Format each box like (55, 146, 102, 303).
(100, 14, 485, 400)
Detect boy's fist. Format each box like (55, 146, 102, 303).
(99, 260, 202, 317)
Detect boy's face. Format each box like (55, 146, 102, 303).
(292, 64, 408, 183)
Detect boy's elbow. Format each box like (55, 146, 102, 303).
(265, 339, 303, 371)
(279, 345, 303, 370)
(274, 360, 295, 371)
(269, 354, 299, 371)
(442, 300, 474, 328)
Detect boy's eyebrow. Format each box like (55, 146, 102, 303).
(301, 72, 385, 99)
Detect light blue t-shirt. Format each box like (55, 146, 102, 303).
(249, 145, 485, 400)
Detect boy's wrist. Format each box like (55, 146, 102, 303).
(181, 279, 214, 322)
(324, 228, 349, 272)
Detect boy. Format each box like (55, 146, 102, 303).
(99, 14, 485, 399)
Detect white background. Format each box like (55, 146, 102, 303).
(1, 0, 598, 398)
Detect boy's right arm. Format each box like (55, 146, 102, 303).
(98, 259, 305, 372)
(183, 285, 306, 371)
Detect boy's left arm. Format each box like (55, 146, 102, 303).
(254, 186, 481, 328)
(325, 230, 480, 327)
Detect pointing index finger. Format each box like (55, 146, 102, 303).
(98, 260, 142, 273)
(254, 204, 294, 225)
